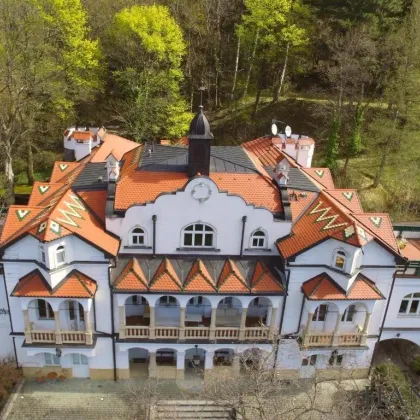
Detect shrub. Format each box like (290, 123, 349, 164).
(0, 358, 21, 406)
(411, 355, 420, 374)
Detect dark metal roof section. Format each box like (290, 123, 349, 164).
(73, 162, 108, 190)
(189, 105, 214, 139)
(138, 144, 258, 174)
(286, 168, 320, 192)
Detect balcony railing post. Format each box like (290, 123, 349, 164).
(239, 308, 247, 341)
(23, 309, 33, 344)
(54, 311, 62, 345)
(360, 312, 372, 346)
(119, 305, 126, 339)
(149, 306, 155, 339)
(332, 313, 343, 346)
(209, 308, 217, 340)
(302, 312, 313, 346)
(179, 307, 185, 341)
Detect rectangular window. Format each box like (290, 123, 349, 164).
(399, 300, 409, 313)
(204, 234, 213, 246)
(132, 295, 138, 305)
(45, 353, 60, 365)
(410, 300, 419, 314)
(69, 301, 75, 320)
(194, 234, 203, 246)
(310, 355, 317, 366)
(184, 234, 193, 246)
(38, 300, 54, 320)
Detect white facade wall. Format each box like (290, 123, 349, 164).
(0, 272, 14, 358)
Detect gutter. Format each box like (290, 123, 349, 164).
(240, 216, 247, 257)
(152, 215, 157, 257)
(292, 293, 305, 335)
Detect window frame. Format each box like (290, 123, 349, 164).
(55, 245, 66, 267)
(250, 230, 267, 249)
(399, 293, 420, 316)
(129, 227, 146, 246)
(182, 223, 215, 248)
(44, 353, 60, 366)
(37, 300, 54, 320)
(39, 244, 46, 265)
(312, 304, 328, 322)
(333, 250, 347, 271)
(341, 305, 357, 322)
(328, 354, 343, 367)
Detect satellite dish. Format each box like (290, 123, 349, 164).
(285, 125, 292, 137)
(271, 123, 278, 136)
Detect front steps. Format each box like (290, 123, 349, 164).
(151, 400, 235, 419)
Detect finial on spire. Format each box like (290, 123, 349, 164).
(198, 80, 206, 107)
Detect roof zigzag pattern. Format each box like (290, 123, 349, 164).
(56, 195, 86, 227)
(309, 201, 348, 231)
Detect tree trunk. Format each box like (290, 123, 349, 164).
(252, 87, 262, 118)
(4, 142, 15, 206)
(26, 140, 35, 186)
(231, 35, 241, 102)
(272, 42, 290, 103)
(343, 156, 350, 178)
(242, 30, 259, 99)
(373, 150, 388, 188)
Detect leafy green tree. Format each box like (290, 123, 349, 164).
(0, 0, 101, 203)
(107, 5, 191, 141)
(343, 104, 364, 176)
(323, 116, 340, 171)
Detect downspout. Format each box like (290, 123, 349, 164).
(152, 215, 157, 257)
(2, 267, 18, 368)
(273, 267, 290, 370)
(240, 216, 247, 257)
(92, 295, 109, 336)
(108, 259, 117, 381)
(293, 293, 305, 335)
(368, 262, 408, 376)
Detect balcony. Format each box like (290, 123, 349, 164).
(301, 331, 362, 347)
(119, 295, 276, 342)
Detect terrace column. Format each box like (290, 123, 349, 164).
(302, 312, 314, 346)
(360, 312, 372, 346)
(23, 309, 32, 344)
(232, 354, 241, 376)
(204, 350, 214, 381)
(332, 313, 343, 346)
(209, 307, 217, 340)
(119, 305, 126, 339)
(269, 307, 278, 340)
(85, 311, 93, 345)
(176, 351, 185, 381)
(239, 307, 247, 341)
(179, 306, 185, 340)
(149, 352, 157, 378)
(149, 306, 155, 339)
(54, 311, 62, 344)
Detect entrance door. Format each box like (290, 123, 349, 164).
(300, 355, 317, 378)
(68, 301, 85, 331)
(72, 354, 89, 378)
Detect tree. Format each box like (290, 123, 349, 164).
(0, 0, 101, 204)
(323, 116, 340, 171)
(106, 5, 191, 141)
(343, 103, 364, 177)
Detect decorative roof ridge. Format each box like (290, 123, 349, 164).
(184, 259, 216, 290)
(251, 260, 283, 291)
(11, 269, 51, 296)
(302, 272, 347, 298)
(347, 272, 385, 299)
(217, 258, 248, 289)
(52, 269, 97, 297)
(151, 257, 182, 289)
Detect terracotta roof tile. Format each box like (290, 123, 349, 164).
(90, 133, 138, 163)
(77, 190, 107, 223)
(400, 239, 420, 261)
(12, 269, 97, 298)
(115, 258, 148, 291)
(50, 162, 83, 183)
(28, 182, 66, 206)
(287, 189, 318, 221)
(217, 259, 249, 293)
(251, 260, 284, 293)
(184, 260, 216, 292)
(302, 272, 384, 300)
(150, 258, 182, 292)
(325, 189, 363, 213)
(302, 168, 335, 189)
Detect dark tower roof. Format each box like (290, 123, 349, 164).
(189, 106, 214, 139)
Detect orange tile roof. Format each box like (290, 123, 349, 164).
(287, 189, 318, 221)
(325, 189, 363, 213)
(72, 131, 92, 141)
(50, 162, 83, 183)
(302, 272, 383, 300)
(217, 259, 249, 293)
(400, 239, 420, 261)
(251, 260, 284, 293)
(28, 182, 66, 206)
(115, 258, 148, 291)
(302, 168, 335, 189)
(150, 258, 182, 292)
(184, 260, 216, 292)
(77, 190, 107, 223)
(90, 133, 138, 163)
(12, 269, 97, 298)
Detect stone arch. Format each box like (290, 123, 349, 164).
(27, 298, 55, 329)
(311, 301, 340, 333)
(186, 296, 212, 326)
(125, 295, 150, 327)
(58, 299, 86, 331)
(216, 296, 242, 327)
(373, 338, 420, 372)
(128, 347, 150, 379)
(155, 296, 181, 326)
(184, 346, 206, 377)
(246, 297, 273, 328)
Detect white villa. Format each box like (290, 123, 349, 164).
(0, 108, 417, 381)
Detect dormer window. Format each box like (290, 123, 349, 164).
(130, 227, 145, 246)
(334, 250, 346, 271)
(39, 244, 46, 264)
(250, 230, 266, 249)
(182, 223, 215, 248)
(56, 245, 66, 267)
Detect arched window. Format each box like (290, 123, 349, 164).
(130, 227, 145, 246)
(56, 245, 65, 266)
(341, 305, 356, 322)
(399, 293, 420, 315)
(312, 304, 328, 322)
(250, 230, 266, 249)
(333, 250, 346, 271)
(37, 300, 54, 320)
(182, 223, 215, 248)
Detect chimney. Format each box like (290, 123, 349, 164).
(187, 106, 213, 177)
